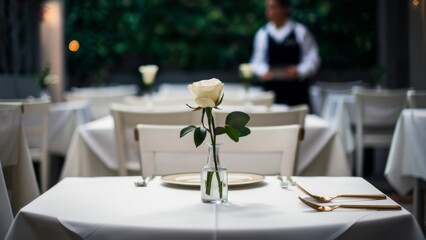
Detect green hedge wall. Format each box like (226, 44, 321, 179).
(65, 0, 376, 85)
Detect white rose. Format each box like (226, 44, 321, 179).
(138, 65, 159, 85)
(239, 63, 253, 79)
(188, 78, 224, 108)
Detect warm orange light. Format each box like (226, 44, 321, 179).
(412, 0, 419, 8)
(68, 40, 80, 52)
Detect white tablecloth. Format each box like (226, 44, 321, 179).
(321, 93, 356, 156)
(385, 109, 426, 196)
(5, 176, 424, 240)
(61, 113, 351, 178)
(48, 101, 92, 155)
(0, 106, 39, 214)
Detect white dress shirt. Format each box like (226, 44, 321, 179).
(250, 20, 321, 79)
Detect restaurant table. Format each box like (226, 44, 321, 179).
(61, 111, 351, 178)
(48, 101, 93, 155)
(385, 109, 426, 229)
(320, 93, 356, 158)
(5, 176, 425, 240)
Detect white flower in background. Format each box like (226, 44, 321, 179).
(239, 63, 253, 79)
(138, 65, 159, 85)
(188, 78, 224, 108)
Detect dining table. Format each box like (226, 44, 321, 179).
(48, 100, 93, 155)
(5, 176, 425, 240)
(385, 108, 426, 230)
(60, 106, 351, 179)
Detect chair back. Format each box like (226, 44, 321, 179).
(407, 90, 426, 108)
(352, 86, 408, 176)
(124, 95, 195, 107)
(65, 85, 137, 119)
(352, 87, 408, 127)
(214, 104, 308, 140)
(221, 91, 275, 106)
(310, 80, 363, 115)
(135, 124, 300, 178)
(110, 103, 197, 175)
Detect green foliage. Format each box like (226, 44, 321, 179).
(65, 0, 376, 85)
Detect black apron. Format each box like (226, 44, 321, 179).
(262, 26, 310, 106)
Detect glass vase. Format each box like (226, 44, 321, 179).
(201, 144, 228, 204)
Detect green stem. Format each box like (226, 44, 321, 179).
(205, 107, 223, 198)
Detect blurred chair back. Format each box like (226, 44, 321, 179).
(310, 80, 363, 115)
(214, 104, 308, 140)
(110, 103, 197, 175)
(407, 90, 426, 108)
(221, 91, 275, 106)
(124, 95, 195, 107)
(65, 85, 137, 119)
(352, 86, 408, 176)
(135, 124, 300, 178)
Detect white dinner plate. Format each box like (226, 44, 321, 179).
(161, 172, 264, 187)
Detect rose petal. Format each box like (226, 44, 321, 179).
(195, 97, 216, 108)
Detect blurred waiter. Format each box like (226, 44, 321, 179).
(251, 0, 320, 106)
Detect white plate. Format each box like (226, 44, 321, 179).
(161, 172, 264, 187)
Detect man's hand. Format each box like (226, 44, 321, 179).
(261, 71, 274, 81)
(283, 65, 299, 80)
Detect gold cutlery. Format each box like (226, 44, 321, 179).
(298, 197, 401, 212)
(296, 184, 387, 203)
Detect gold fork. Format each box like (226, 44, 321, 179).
(296, 184, 387, 203)
(298, 197, 401, 212)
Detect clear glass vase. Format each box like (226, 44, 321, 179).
(201, 144, 228, 204)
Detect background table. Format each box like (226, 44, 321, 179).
(5, 176, 424, 240)
(49, 101, 93, 155)
(385, 109, 426, 230)
(61, 113, 351, 178)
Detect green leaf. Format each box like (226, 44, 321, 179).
(194, 127, 207, 147)
(215, 126, 226, 135)
(224, 125, 239, 142)
(180, 125, 196, 138)
(225, 111, 250, 129)
(238, 127, 251, 137)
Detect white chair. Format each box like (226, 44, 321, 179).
(214, 104, 308, 140)
(65, 85, 137, 119)
(123, 95, 195, 107)
(1, 99, 50, 192)
(407, 90, 426, 108)
(310, 80, 363, 115)
(135, 124, 301, 178)
(221, 91, 275, 106)
(352, 86, 408, 176)
(110, 103, 198, 175)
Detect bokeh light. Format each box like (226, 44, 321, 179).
(68, 40, 80, 52)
